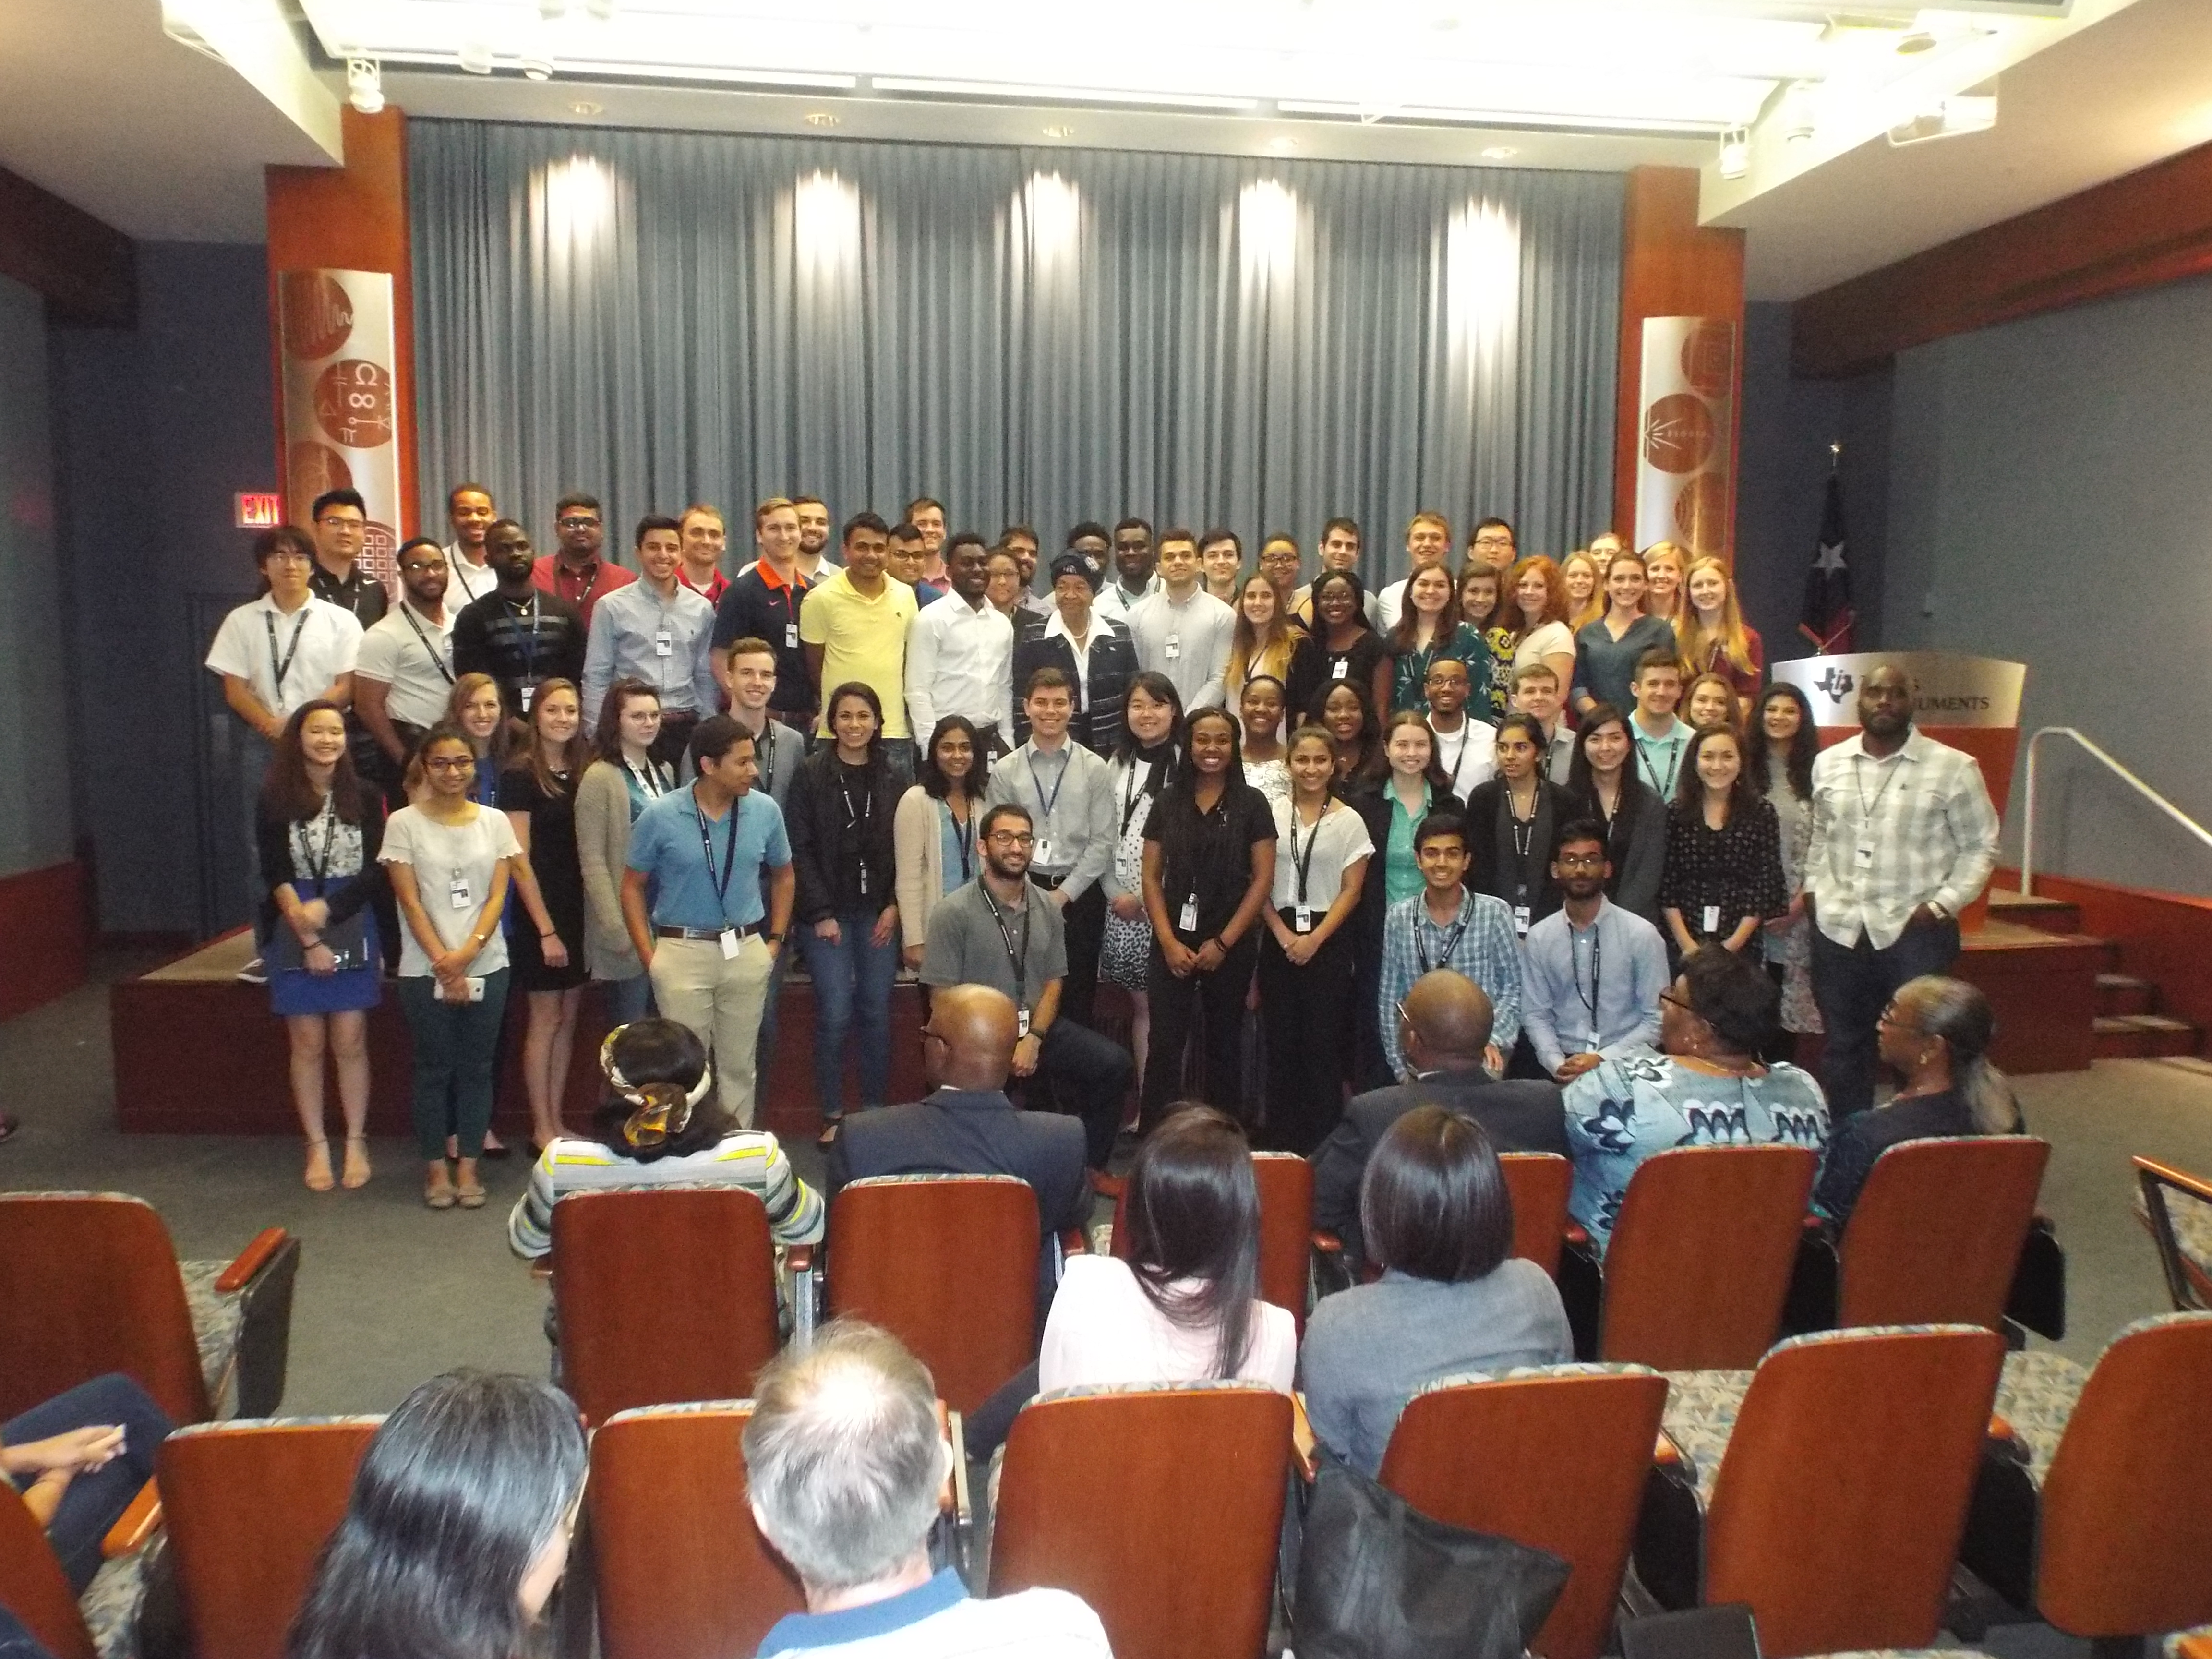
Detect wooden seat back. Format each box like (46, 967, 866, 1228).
(589, 1403, 805, 1659)
(551, 1186, 781, 1428)
(1704, 1325, 2003, 1659)
(2035, 1311, 2212, 1640)
(0, 1481, 95, 1659)
(1251, 1153, 1314, 1333)
(990, 1384, 1291, 1659)
(1601, 1146, 1818, 1371)
(1839, 1137, 2050, 1330)
(157, 1419, 379, 1659)
(1500, 1153, 1574, 1278)
(0, 1194, 210, 1424)
(1381, 1368, 1667, 1659)
(828, 1176, 1038, 1417)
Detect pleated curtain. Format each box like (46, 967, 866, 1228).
(409, 119, 1622, 579)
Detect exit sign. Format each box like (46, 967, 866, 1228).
(236, 492, 282, 529)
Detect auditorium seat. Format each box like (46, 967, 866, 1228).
(587, 1402, 805, 1659)
(1594, 1145, 1818, 1370)
(1499, 1153, 1575, 1279)
(1635, 1324, 2005, 1659)
(827, 1175, 1038, 1418)
(1379, 1364, 1668, 1659)
(989, 1381, 1292, 1659)
(550, 1186, 791, 1426)
(1959, 1310, 2212, 1644)
(1250, 1152, 1315, 1333)
(2133, 1154, 2212, 1311)
(0, 1479, 121, 1659)
(156, 1416, 379, 1659)
(0, 1194, 298, 1424)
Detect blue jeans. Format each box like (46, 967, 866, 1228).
(601, 971, 653, 1026)
(397, 968, 512, 1158)
(5, 1375, 174, 1595)
(796, 909, 899, 1119)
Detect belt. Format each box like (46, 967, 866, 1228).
(655, 922, 766, 941)
(1028, 870, 1069, 891)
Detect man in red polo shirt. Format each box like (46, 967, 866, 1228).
(531, 491, 634, 630)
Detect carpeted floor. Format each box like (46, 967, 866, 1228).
(4, 950, 2207, 1658)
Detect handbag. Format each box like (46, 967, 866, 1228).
(1293, 1444, 1571, 1659)
(266, 908, 372, 975)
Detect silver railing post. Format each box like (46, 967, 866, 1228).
(2015, 726, 2212, 898)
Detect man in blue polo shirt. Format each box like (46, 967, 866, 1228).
(745, 1321, 1109, 1659)
(621, 715, 794, 1129)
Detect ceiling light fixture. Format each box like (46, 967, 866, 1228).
(1888, 87, 1997, 147)
(522, 52, 554, 81)
(538, 0, 569, 18)
(584, 0, 618, 17)
(1268, 135, 1298, 153)
(803, 111, 840, 128)
(1779, 82, 1817, 145)
(457, 39, 494, 74)
(345, 56, 384, 115)
(1479, 144, 1518, 160)
(569, 99, 602, 115)
(1042, 124, 1075, 139)
(1717, 124, 1749, 179)
(1896, 30, 1937, 55)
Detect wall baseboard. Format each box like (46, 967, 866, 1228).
(0, 860, 90, 1021)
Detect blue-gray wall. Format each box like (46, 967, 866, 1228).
(0, 273, 74, 880)
(1877, 273, 2212, 895)
(49, 242, 275, 933)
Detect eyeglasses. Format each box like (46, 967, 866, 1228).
(558, 515, 600, 529)
(1554, 854, 1607, 871)
(1659, 990, 1696, 1015)
(986, 831, 1034, 847)
(266, 550, 314, 565)
(424, 755, 476, 772)
(401, 559, 448, 574)
(317, 515, 364, 531)
(1472, 534, 1515, 548)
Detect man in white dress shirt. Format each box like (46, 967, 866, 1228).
(904, 533, 1015, 757)
(1423, 658, 1496, 804)
(1374, 511, 1454, 633)
(1092, 518, 1161, 625)
(581, 516, 720, 764)
(441, 483, 500, 604)
(1125, 529, 1234, 710)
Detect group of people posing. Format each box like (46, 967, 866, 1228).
(202, 483, 2001, 1214)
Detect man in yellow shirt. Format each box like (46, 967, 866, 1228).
(798, 511, 920, 780)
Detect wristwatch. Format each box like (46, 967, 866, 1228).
(765, 931, 785, 944)
(1924, 902, 1950, 923)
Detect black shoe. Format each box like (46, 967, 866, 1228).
(0, 1113, 17, 1144)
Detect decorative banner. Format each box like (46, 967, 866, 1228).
(277, 269, 401, 599)
(1634, 315, 1735, 560)
(1771, 651, 2026, 730)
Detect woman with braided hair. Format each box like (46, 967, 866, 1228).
(505, 1017, 823, 1258)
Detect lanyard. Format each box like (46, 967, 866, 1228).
(565, 560, 602, 609)
(624, 758, 670, 800)
(1570, 917, 1604, 1032)
(1437, 722, 1470, 791)
(981, 884, 1031, 998)
(506, 592, 543, 684)
(755, 726, 779, 800)
(1415, 898, 1472, 974)
(1637, 730, 1681, 799)
(1287, 801, 1328, 903)
(838, 765, 876, 889)
(400, 603, 455, 685)
(694, 788, 744, 921)
(264, 607, 311, 696)
(1031, 749, 1070, 830)
(300, 791, 341, 883)
(947, 799, 975, 882)
(1852, 749, 1907, 827)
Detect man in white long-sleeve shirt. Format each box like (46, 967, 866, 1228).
(1125, 529, 1234, 710)
(1803, 662, 1999, 1118)
(903, 533, 1014, 758)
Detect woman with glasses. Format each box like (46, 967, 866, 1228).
(1812, 976, 2023, 1227)
(1285, 570, 1384, 727)
(506, 1017, 822, 1260)
(1562, 946, 1829, 1252)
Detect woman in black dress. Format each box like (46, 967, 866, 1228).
(1658, 722, 1787, 965)
(1464, 713, 1568, 936)
(1139, 707, 1278, 1129)
(499, 676, 591, 1152)
(1285, 570, 1386, 727)
(1564, 701, 1664, 923)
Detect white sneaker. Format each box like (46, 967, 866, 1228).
(235, 956, 268, 986)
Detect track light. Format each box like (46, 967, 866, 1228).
(584, 0, 618, 17)
(522, 52, 554, 81)
(346, 56, 384, 115)
(1888, 86, 1998, 147)
(538, 0, 570, 17)
(457, 39, 494, 74)
(1779, 82, 1817, 145)
(1718, 125, 1749, 180)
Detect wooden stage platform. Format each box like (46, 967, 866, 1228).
(110, 914, 2102, 1140)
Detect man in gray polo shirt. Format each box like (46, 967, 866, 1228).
(921, 803, 1132, 1172)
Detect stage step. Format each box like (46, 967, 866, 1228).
(2093, 1013, 2203, 1060)
(2097, 973, 2160, 1017)
(1987, 890, 2082, 933)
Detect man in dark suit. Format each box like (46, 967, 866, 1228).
(828, 983, 1090, 1295)
(1311, 970, 1567, 1250)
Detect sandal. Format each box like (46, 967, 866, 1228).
(455, 1180, 487, 1210)
(304, 1139, 335, 1193)
(424, 1168, 457, 1210)
(340, 1136, 372, 1190)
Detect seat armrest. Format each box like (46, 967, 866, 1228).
(102, 1479, 162, 1559)
(1563, 1223, 1589, 1248)
(786, 1244, 813, 1274)
(2172, 1634, 2212, 1659)
(1311, 1231, 1343, 1255)
(1290, 1392, 1318, 1484)
(1652, 1432, 1681, 1468)
(789, 1247, 819, 1348)
(216, 1227, 290, 1293)
(1058, 1229, 1087, 1258)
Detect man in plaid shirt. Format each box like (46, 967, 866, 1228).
(1377, 813, 1523, 1079)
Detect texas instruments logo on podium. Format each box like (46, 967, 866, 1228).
(1813, 666, 1855, 707)
(1774, 653, 2024, 731)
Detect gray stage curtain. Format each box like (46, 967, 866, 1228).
(409, 119, 1621, 578)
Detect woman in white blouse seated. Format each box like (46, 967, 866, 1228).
(1039, 1104, 1297, 1393)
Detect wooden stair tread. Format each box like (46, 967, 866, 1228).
(2094, 1013, 2199, 1033)
(2096, 972, 2155, 990)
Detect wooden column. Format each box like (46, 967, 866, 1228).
(1613, 166, 1746, 562)
(264, 106, 418, 540)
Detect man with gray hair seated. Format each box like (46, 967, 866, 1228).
(745, 1320, 1111, 1657)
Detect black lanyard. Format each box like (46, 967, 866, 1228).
(1571, 918, 1604, 1034)
(756, 727, 779, 800)
(1415, 898, 1472, 974)
(694, 789, 744, 921)
(838, 765, 877, 893)
(1437, 722, 1471, 792)
(264, 607, 311, 696)
(948, 800, 975, 883)
(1637, 730, 1681, 798)
(300, 791, 341, 883)
(981, 884, 1031, 997)
(1287, 801, 1328, 903)
(400, 603, 455, 685)
(1121, 765, 1148, 836)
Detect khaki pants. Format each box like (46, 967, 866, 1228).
(648, 936, 774, 1128)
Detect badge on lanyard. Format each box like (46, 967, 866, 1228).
(1294, 906, 1314, 934)
(785, 622, 800, 648)
(1855, 843, 1875, 868)
(1164, 633, 1182, 661)
(1179, 895, 1200, 932)
(1016, 1006, 1032, 1038)
(1034, 836, 1056, 868)
(654, 627, 674, 658)
(448, 873, 472, 911)
(519, 684, 535, 713)
(719, 926, 740, 960)
(1512, 905, 1532, 936)
(1702, 903, 1721, 935)
(1330, 658, 1348, 680)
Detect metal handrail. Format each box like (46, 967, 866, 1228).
(2019, 726, 2212, 896)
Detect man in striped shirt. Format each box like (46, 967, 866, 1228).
(1804, 662, 2000, 1117)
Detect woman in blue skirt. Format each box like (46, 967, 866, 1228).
(258, 701, 385, 1191)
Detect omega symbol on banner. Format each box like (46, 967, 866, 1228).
(1634, 316, 1735, 560)
(278, 269, 403, 597)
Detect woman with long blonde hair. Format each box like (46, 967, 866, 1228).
(1561, 550, 1604, 631)
(1676, 555, 1764, 703)
(1225, 571, 1300, 699)
(1642, 541, 1687, 625)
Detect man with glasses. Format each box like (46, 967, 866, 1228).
(452, 519, 588, 717)
(531, 492, 633, 630)
(354, 539, 457, 808)
(1374, 511, 1453, 632)
(918, 804, 1134, 1173)
(305, 488, 388, 626)
(1518, 820, 1669, 1082)
(1467, 517, 1518, 576)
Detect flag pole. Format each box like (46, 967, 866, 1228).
(1829, 440, 1842, 474)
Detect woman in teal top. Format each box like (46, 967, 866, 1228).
(1372, 711, 1453, 905)
(1384, 565, 1492, 717)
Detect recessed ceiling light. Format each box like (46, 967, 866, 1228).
(1267, 136, 1298, 153)
(1042, 124, 1075, 139)
(569, 99, 602, 116)
(1480, 145, 1518, 160)
(803, 111, 841, 128)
